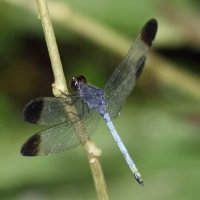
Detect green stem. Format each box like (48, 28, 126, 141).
(36, 0, 67, 96)
(35, 0, 109, 199)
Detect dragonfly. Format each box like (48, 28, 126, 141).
(21, 19, 158, 186)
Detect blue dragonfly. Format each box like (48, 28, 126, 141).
(21, 19, 158, 186)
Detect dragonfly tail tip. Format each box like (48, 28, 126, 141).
(140, 181, 144, 187)
(134, 172, 144, 186)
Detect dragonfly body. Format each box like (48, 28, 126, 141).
(72, 75, 143, 184)
(75, 76, 108, 113)
(101, 112, 143, 184)
(21, 19, 158, 186)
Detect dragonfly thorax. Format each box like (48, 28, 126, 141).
(79, 83, 108, 113)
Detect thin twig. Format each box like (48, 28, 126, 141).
(36, 0, 67, 96)
(35, 0, 109, 199)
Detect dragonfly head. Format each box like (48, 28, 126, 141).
(71, 75, 87, 91)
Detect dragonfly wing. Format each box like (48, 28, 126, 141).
(21, 108, 100, 156)
(104, 19, 158, 119)
(23, 96, 91, 125)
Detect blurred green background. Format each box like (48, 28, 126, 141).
(0, 0, 200, 199)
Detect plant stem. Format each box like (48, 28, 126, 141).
(35, 0, 109, 199)
(36, 0, 67, 96)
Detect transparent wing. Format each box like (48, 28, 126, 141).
(104, 19, 158, 119)
(23, 95, 92, 125)
(21, 106, 100, 156)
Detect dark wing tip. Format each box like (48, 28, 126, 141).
(141, 18, 158, 47)
(21, 134, 41, 156)
(23, 98, 44, 124)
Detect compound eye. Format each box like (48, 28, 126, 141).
(78, 75, 86, 84)
(71, 77, 78, 91)
(71, 75, 87, 91)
